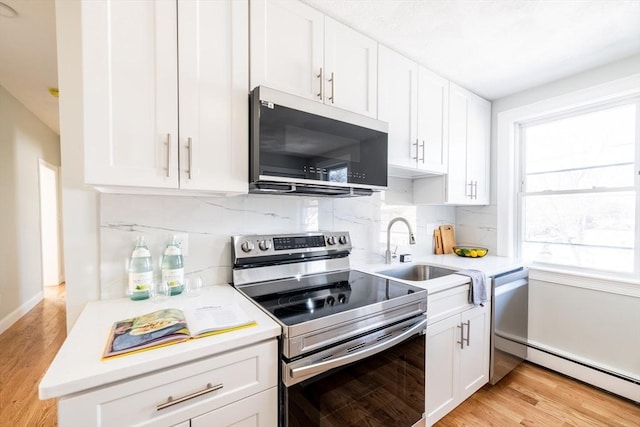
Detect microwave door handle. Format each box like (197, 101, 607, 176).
(257, 184, 297, 193)
(289, 317, 427, 380)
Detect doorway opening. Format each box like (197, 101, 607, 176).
(38, 159, 64, 287)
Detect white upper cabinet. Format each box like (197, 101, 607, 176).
(250, 0, 324, 102)
(447, 83, 490, 204)
(251, 0, 378, 118)
(178, 0, 248, 193)
(82, 0, 179, 189)
(378, 46, 448, 176)
(323, 17, 378, 117)
(417, 67, 449, 174)
(378, 46, 418, 171)
(82, 0, 248, 194)
(414, 83, 490, 205)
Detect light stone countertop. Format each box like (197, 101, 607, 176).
(355, 253, 525, 294)
(39, 284, 281, 400)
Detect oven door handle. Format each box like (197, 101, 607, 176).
(289, 317, 427, 380)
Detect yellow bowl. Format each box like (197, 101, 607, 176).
(453, 246, 488, 258)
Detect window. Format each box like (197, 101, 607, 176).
(518, 98, 639, 276)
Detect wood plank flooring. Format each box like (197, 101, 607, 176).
(436, 362, 640, 427)
(0, 284, 66, 427)
(0, 284, 638, 426)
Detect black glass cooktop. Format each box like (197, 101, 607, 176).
(243, 270, 426, 326)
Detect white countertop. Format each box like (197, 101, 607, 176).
(355, 254, 524, 294)
(39, 284, 281, 400)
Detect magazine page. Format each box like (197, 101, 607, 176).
(184, 305, 256, 337)
(103, 308, 190, 358)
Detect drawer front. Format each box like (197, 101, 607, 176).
(191, 387, 277, 427)
(59, 340, 277, 427)
(428, 284, 473, 324)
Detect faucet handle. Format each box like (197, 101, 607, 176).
(392, 245, 398, 258)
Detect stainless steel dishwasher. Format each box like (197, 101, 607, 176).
(489, 267, 529, 385)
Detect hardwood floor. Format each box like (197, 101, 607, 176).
(436, 362, 640, 427)
(0, 286, 638, 427)
(0, 284, 66, 427)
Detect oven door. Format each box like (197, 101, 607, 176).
(282, 316, 426, 427)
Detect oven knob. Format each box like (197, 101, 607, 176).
(338, 235, 348, 245)
(338, 294, 346, 304)
(327, 236, 337, 245)
(326, 296, 335, 306)
(240, 241, 254, 253)
(258, 240, 272, 251)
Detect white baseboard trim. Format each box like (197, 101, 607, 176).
(0, 291, 43, 336)
(527, 347, 640, 403)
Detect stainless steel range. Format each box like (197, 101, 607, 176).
(231, 231, 427, 427)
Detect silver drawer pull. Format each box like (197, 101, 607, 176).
(156, 382, 223, 411)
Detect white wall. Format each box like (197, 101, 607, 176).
(56, 0, 101, 330)
(0, 85, 61, 334)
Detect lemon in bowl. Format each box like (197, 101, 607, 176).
(453, 246, 488, 258)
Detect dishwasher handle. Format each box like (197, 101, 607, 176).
(493, 267, 528, 288)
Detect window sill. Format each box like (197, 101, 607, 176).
(528, 264, 640, 297)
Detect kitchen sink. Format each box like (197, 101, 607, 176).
(378, 264, 457, 281)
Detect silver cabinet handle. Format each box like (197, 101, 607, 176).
(328, 71, 335, 103)
(457, 323, 464, 349)
(419, 141, 425, 163)
(156, 382, 223, 411)
(412, 139, 419, 162)
(165, 133, 171, 178)
(463, 320, 471, 347)
(290, 317, 427, 380)
(317, 68, 323, 100)
(186, 137, 193, 180)
(467, 181, 478, 199)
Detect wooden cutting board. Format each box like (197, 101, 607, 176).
(439, 225, 456, 254)
(433, 229, 443, 254)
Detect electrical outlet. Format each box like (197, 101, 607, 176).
(174, 233, 189, 256)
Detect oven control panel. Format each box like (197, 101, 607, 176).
(231, 231, 351, 262)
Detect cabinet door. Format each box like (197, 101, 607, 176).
(178, 0, 248, 193)
(191, 387, 277, 427)
(426, 315, 461, 426)
(250, 0, 324, 101)
(466, 93, 491, 204)
(459, 303, 491, 400)
(446, 83, 469, 204)
(378, 46, 418, 171)
(324, 17, 378, 117)
(417, 67, 449, 174)
(82, 0, 179, 188)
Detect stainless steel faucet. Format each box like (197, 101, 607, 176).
(385, 217, 416, 263)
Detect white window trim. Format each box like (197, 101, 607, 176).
(496, 73, 640, 281)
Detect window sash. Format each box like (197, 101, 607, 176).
(517, 97, 640, 278)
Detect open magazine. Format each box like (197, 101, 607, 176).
(103, 306, 256, 359)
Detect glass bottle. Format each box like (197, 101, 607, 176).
(128, 235, 153, 300)
(161, 235, 184, 296)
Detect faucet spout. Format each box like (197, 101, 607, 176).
(385, 217, 416, 264)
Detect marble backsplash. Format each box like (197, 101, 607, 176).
(99, 183, 457, 299)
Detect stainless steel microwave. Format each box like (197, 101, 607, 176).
(249, 86, 388, 197)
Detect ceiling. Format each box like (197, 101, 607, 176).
(1, 1, 639, 136)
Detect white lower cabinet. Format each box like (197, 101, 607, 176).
(426, 285, 490, 426)
(191, 388, 277, 427)
(58, 340, 277, 427)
